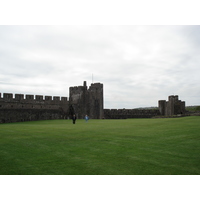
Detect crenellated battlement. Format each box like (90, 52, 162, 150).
(0, 93, 68, 102)
(0, 92, 69, 113)
(1, 81, 103, 123)
(69, 85, 87, 92)
(0, 92, 69, 123)
(0, 81, 187, 124)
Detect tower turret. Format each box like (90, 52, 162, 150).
(69, 81, 104, 119)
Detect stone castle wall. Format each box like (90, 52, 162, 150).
(0, 83, 187, 123)
(0, 81, 104, 123)
(104, 108, 160, 119)
(104, 95, 186, 119)
(0, 93, 69, 123)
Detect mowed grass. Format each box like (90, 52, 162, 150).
(0, 117, 200, 175)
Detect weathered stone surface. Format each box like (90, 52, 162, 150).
(104, 108, 160, 119)
(0, 81, 186, 123)
(0, 81, 104, 123)
(69, 81, 104, 119)
(158, 95, 185, 116)
(0, 93, 69, 123)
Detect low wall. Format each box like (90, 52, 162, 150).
(104, 109, 160, 119)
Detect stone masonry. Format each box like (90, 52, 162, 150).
(69, 81, 104, 119)
(0, 93, 68, 123)
(158, 95, 186, 116)
(0, 82, 186, 123)
(0, 81, 104, 123)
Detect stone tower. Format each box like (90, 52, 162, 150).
(158, 95, 185, 116)
(69, 81, 104, 119)
(88, 83, 104, 119)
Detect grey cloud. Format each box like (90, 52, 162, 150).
(0, 25, 200, 108)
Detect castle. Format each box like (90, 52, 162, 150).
(158, 95, 186, 116)
(0, 81, 186, 123)
(69, 81, 103, 119)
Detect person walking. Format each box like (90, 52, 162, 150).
(72, 114, 76, 124)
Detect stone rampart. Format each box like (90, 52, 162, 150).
(0, 93, 69, 123)
(104, 108, 160, 119)
(0, 93, 68, 109)
(0, 83, 188, 123)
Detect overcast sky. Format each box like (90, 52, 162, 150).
(0, 25, 200, 108)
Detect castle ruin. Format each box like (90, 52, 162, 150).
(69, 81, 103, 119)
(0, 81, 186, 123)
(158, 95, 186, 116)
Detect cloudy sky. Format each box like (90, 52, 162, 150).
(0, 25, 200, 108)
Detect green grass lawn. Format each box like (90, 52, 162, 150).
(0, 116, 199, 175)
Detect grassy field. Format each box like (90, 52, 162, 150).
(0, 116, 199, 175)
